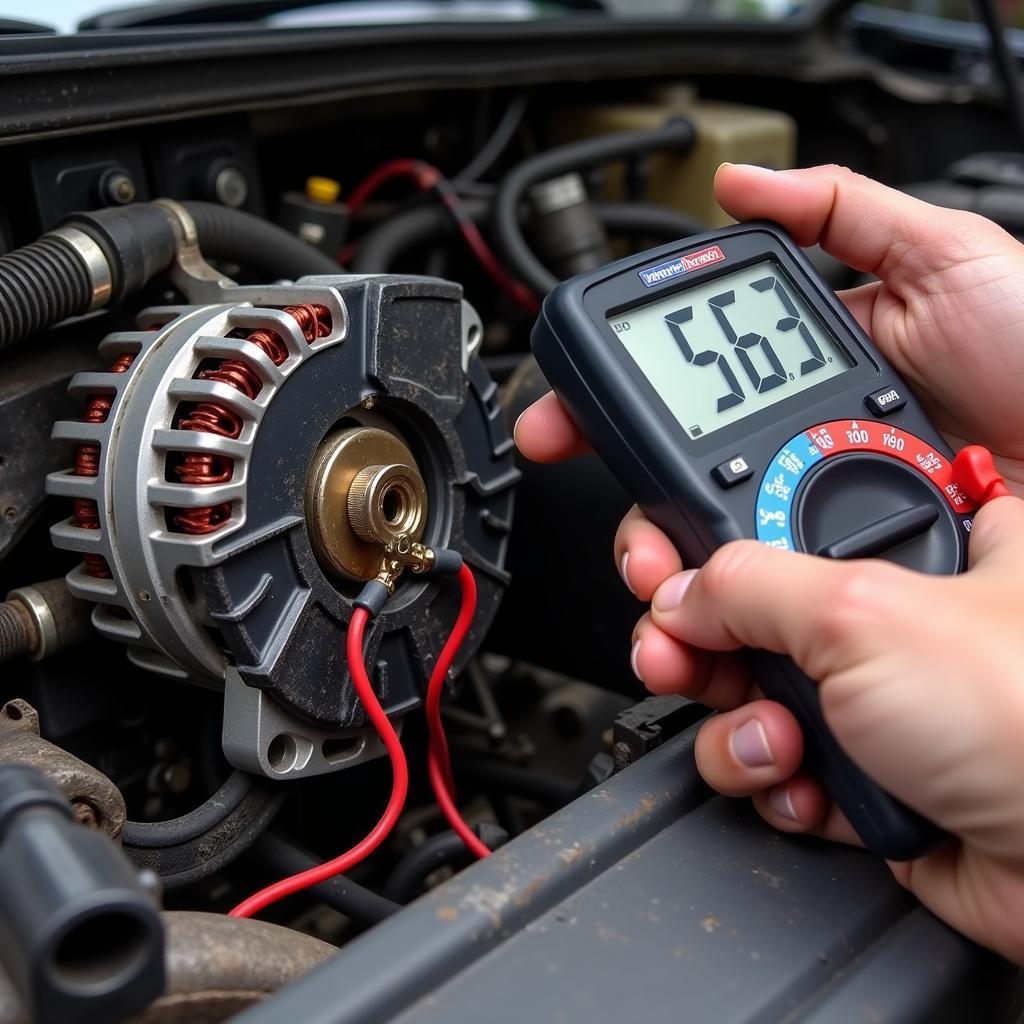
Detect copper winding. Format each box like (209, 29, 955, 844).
(172, 305, 332, 535)
(73, 353, 136, 578)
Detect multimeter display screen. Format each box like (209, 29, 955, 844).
(608, 259, 854, 440)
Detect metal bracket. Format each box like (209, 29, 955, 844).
(152, 198, 237, 303)
(221, 668, 391, 780)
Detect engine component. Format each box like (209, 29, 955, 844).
(550, 87, 797, 227)
(252, 832, 401, 924)
(0, 340, 101, 560)
(0, 580, 92, 662)
(47, 260, 517, 780)
(124, 774, 286, 890)
(0, 911, 333, 1024)
(278, 176, 349, 255)
(0, 698, 126, 839)
(0, 763, 164, 1024)
(0, 200, 340, 353)
(492, 119, 697, 295)
(351, 197, 704, 277)
(526, 172, 611, 280)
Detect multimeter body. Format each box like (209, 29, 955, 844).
(532, 221, 975, 860)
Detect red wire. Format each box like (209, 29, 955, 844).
(346, 158, 439, 215)
(228, 607, 409, 918)
(424, 564, 491, 860)
(343, 159, 540, 315)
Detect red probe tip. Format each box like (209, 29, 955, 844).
(952, 444, 1012, 503)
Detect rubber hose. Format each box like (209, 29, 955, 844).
(0, 603, 31, 661)
(596, 201, 705, 240)
(492, 120, 697, 295)
(455, 758, 578, 806)
(0, 201, 340, 353)
(122, 769, 253, 849)
(0, 236, 93, 351)
(351, 198, 704, 276)
(252, 832, 400, 925)
(385, 823, 509, 904)
(182, 201, 342, 279)
(124, 780, 286, 890)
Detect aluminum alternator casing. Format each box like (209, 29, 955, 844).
(46, 274, 518, 778)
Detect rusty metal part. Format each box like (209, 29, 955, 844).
(4, 579, 92, 661)
(0, 603, 31, 662)
(0, 699, 126, 840)
(305, 425, 427, 582)
(128, 912, 335, 1024)
(0, 911, 336, 1024)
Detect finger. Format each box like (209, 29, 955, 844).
(631, 615, 753, 709)
(513, 391, 590, 463)
(751, 776, 863, 846)
(837, 280, 881, 335)
(887, 845, 1024, 964)
(648, 543, 918, 682)
(615, 507, 683, 600)
(694, 701, 804, 797)
(714, 163, 1007, 287)
(965, 492, 1024, 570)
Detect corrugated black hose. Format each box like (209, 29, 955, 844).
(0, 200, 340, 352)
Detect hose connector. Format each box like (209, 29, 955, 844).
(0, 764, 164, 1024)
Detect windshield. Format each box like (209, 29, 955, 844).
(6, 0, 809, 36)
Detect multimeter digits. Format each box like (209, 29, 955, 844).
(532, 221, 975, 860)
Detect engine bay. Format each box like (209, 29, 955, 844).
(0, 6, 1022, 1020)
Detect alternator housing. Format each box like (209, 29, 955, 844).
(47, 274, 517, 777)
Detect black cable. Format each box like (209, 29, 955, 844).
(454, 92, 531, 184)
(351, 197, 704, 276)
(596, 201, 705, 240)
(385, 823, 508, 904)
(121, 769, 252, 848)
(454, 758, 578, 807)
(974, 0, 1024, 146)
(252, 832, 400, 925)
(491, 119, 697, 296)
(123, 778, 286, 890)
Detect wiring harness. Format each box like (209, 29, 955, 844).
(229, 556, 487, 918)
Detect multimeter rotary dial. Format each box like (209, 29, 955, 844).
(755, 419, 976, 572)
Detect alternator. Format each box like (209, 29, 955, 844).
(47, 272, 517, 779)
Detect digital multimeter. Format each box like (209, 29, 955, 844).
(531, 220, 976, 860)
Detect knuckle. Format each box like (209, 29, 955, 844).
(700, 541, 763, 604)
(815, 562, 894, 645)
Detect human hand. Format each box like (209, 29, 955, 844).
(514, 164, 1024, 960)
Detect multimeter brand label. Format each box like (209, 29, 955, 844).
(637, 245, 726, 287)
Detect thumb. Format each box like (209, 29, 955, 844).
(966, 493, 1024, 571)
(649, 540, 912, 683)
(714, 163, 1013, 290)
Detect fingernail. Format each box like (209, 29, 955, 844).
(630, 639, 643, 681)
(512, 411, 524, 447)
(769, 784, 799, 822)
(730, 718, 774, 768)
(652, 570, 697, 613)
(620, 551, 636, 595)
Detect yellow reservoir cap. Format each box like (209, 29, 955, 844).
(306, 176, 342, 204)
